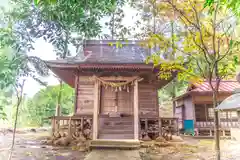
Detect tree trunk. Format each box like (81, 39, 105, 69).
(213, 89, 220, 160)
(8, 80, 25, 160)
(170, 21, 176, 115)
(172, 80, 177, 115)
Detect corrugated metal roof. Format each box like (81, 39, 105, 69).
(216, 93, 240, 110)
(45, 40, 163, 65)
(190, 81, 240, 93)
(173, 80, 240, 101)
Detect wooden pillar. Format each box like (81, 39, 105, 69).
(223, 130, 226, 137)
(237, 110, 240, 128)
(210, 129, 213, 136)
(159, 118, 162, 136)
(74, 73, 79, 113)
(205, 104, 208, 121)
(51, 117, 55, 135)
(134, 80, 139, 140)
(93, 80, 100, 140)
(144, 119, 148, 130)
(176, 118, 179, 136)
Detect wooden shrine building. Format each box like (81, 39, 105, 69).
(46, 40, 176, 147)
(174, 80, 240, 136)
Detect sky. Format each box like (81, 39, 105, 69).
(0, 0, 140, 96)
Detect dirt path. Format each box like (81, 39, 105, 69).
(84, 149, 140, 160)
(0, 130, 86, 160)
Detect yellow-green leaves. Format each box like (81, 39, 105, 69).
(108, 41, 126, 48)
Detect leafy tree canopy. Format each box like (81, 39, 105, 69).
(146, 0, 239, 83)
(1, 0, 123, 58)
(22, 84, 74, 126)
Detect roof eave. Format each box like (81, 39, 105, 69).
(173, 91, 235, 101)
(45, 61, 155, 69)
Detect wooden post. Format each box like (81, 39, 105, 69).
(93, 80, 100, 140)
(134, 80, 139, 140)
(51, 117, 55, 135)
(210, 129, 213, 136)
(159, 118, 162, 136)
(145, 119, 148, 130)
(80, 117, 84, 131)
(176, 118, 179, 136)
(74, 72, 79, 113)
(237, 110, 240, 128)
(205, 104, 208, 121)
(222, 130, 225, 137)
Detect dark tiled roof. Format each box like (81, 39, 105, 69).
(83, 44, 149, 63)
(46, 40, 153, 65)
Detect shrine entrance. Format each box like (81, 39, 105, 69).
(100, 86, 133, 116)
(94, 76, 137, 139)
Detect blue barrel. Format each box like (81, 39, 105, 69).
(184, 120, 194, 135)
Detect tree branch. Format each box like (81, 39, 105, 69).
(8, 79, 26, 160)
(188, 0, 212, 64)
(212, 0, 220, 58)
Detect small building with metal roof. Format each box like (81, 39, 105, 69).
(173, 80, 240, 136)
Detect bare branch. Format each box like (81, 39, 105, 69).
(8, 79, 26, 160)
(215, 15, 234, 29)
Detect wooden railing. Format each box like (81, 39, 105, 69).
(139, 117, 179, 138)
(49, 115, 93, 134)
(195, 121, 240, 128)
(48, 115, 179, 140)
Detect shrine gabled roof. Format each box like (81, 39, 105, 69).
(46, 40, 153, 66)
(45, 40, 177, 88)
(173, 80, 240, 101)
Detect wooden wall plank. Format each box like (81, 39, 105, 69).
(138, 83, 158, 116)
(76, 76, 94, 115)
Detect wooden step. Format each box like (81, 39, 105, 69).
(101, 126, 133, 130)
(90, 139, 140, 149)
(99, 117, 133, 122)
(98, 134, 134, 139)
(99, 129, 133, 134)
(101, 121, 133, 125)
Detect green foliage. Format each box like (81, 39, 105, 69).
(0, 51, 17, 89)
(204, 0, 240, 16)
(144, 0, 240, 85)
(0, 88, 13, 120)
(158, 80, 188, 104)
(21, 84, 74, 126)
(4, 0, 122, 58)
(103, 0, 131, 40)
